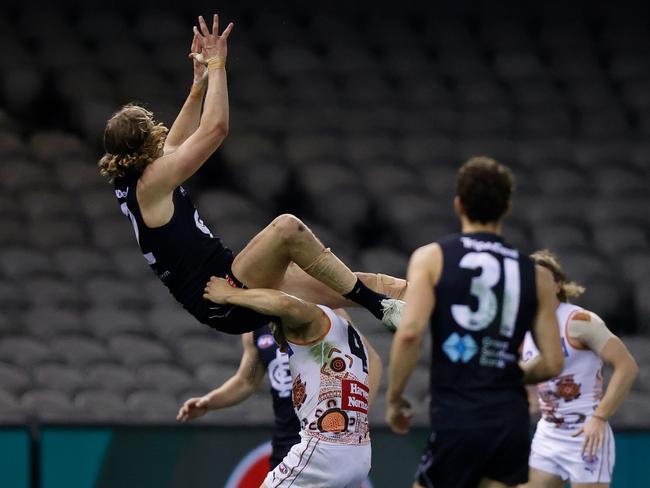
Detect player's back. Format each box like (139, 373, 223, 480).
(430, 232, 538, 429)
(114, 174, 232, 314)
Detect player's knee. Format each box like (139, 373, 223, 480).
(272, 214, 306, 242)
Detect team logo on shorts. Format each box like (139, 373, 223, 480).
(555, 374, 581, 402)
(317, 408, 349, 433)
(278, 463, 289, 474)
(292, 375, 307, 409)
(582, 452, 598, 473)
(257, 334, 275, 350)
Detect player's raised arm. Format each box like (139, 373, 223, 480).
(163, 35, 209, 156)
(520, 265, 564, 384)
(203, 277, 321, 329)
(142, 14, 233, 195)
(386, 244, 441, 434)
(177, 332, 265, 422)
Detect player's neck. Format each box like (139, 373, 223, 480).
(283, 314, 331, 346)
(461, 219, 502, 236)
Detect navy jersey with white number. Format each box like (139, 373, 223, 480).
(253, 326, 301, 468)
(430, 232, 537, 429)
(114, 175, 234, 320)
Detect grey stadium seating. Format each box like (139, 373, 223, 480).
(0, 1, 647, 428)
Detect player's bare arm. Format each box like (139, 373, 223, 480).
(204, 277, 323, 336)
(569, 312, 639, 459)
(520, 266, 564, 384)
(386, 243, 441, 434)
(176, 332, 265, 422)
(137, 14, 233, 227)
(163, 35, 208, 156)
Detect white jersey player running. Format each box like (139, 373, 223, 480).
(203, 276, 381, 488)
(521, 250, 638, 488)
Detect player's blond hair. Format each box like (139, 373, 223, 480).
(531, 249, 586, 302)
(98, 104, 168, 182)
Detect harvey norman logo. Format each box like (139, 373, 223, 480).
(342, 379, 369, 414)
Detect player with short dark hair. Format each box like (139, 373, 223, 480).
(386, 157, 565, 488)
(98, 15, 405, 335)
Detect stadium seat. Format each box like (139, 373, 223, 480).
(0, 362, 31, 394)
(86, 308, 148, 339)
(74, 389, 129, 419)
(24, 307, 85, 338)
(126, 389, 179, 420)
(33, 363, 85, 394)
(137, 363, 195, 395)
(86, 363, 140, 394)
(52, 335, 110, 366)
(0, 336, 54, 367)
(109, 335, 172, 366)
(176, 337, 243, 368)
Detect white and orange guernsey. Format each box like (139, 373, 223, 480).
(289, 305, 371, 446)
(264, 305, 372, 488)
(522, 302, 616, 483)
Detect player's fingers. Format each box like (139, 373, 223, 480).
(221, 22, 234, 39)
(212, 14, 219, 37)
(572, 427, 584, 437)
(193, 25, 204, 42)
(198, 16, 210, 37)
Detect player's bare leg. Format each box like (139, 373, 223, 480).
(479, 478, 516, 488)
(571, 483, 609, 488)
(278, 263, 406, 308)
(518, 468, 565, 488)
(231, 214, 403, 328)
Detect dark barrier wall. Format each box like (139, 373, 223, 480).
(0, 426, 647, 487)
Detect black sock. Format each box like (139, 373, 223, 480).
(343, 279, 387, 319)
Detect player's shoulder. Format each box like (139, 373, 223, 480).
(566, 306, 604, 326)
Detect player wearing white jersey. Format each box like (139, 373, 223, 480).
(521, 250, 638, 488)
(203, 277, 381, 488)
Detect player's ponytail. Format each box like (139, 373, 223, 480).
(531, 249, 585, 302)
(98, 104, 168, 182)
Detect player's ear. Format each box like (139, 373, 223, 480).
(453, 196, 464, 218)
(504, 200, 512, 217)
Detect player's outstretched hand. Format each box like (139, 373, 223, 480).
(203, 276, 236, 304)
(177, 396, 210, 422)
(572, 415, 606, 460)
(191, 14, 234, 63)
(386, 397, 413, 435)
(189, 35, 207, 85)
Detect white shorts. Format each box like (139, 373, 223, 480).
(263, 436, 371, 488)
(529, 420, 616, 483)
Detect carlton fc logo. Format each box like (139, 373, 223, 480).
(257, 334, 275, 350)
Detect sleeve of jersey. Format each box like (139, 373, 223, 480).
(567, 311, 616, 354)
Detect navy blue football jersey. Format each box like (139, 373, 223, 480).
(114, 175, 234, 319)
(429, 232, 537, 429)
(253, 326, 301, 467)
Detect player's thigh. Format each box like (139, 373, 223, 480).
(479, 478, 514, 488)
(413, 482, 425, 488)
(231, 218, 294, 288)
(570, 483, 609, 488)
(279, 263, 352, 307)
(521, 467, 565, 488)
